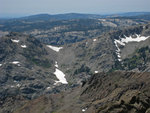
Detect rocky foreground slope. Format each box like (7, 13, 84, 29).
(1, 71, 149, 113)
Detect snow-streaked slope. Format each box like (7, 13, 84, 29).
(114, 34, 150, 61)
(114, 40, 122, 61)
(54, 68, 68, 84)
(47, 45, 63, 52)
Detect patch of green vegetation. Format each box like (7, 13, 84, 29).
(123, 55, 141, 70)
(22, 44, 52, 68)
(123, 46, 150, 70)
(67, 81, 73, 86)
(66, 69, 72, 74)
(109, 60, 123, 72)
(111, 46, 150, 71)
(30, 58, 52, 68)
(74, 64, 91, 75)
(24, 55, 52, 68)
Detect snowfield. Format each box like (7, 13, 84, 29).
(53, 61, 68, 84)
(114, 34, 150, 61)
(47, 45, 63, 52)
(54, 68, 68, 84)
(120, 34, 149, 44)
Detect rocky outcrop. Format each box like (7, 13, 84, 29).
(4, 71, 149, 113)
(80, 71, 150, 113)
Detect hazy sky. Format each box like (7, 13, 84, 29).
(1, 0, 150, 17)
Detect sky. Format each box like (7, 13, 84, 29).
(1, 0, 150, 18)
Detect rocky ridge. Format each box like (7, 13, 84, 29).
(6, 71, 150, 113)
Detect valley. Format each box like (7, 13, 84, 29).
(0, 13, 150, 113)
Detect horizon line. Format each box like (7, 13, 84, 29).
(0, 11, 150, 19)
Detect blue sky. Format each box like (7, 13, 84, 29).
(1, 0, 150, 17)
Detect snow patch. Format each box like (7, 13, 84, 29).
(82, 108, 87, 112)
(114, 34, 150, 61)
(11, 61, 21, 66)
(54, 68, 68, 84)
(21, 45, 27, 48)
(11, 85, 15, 88)
(93, 39, 97, 42)
(55, 61, 58, 68)
(46, 87, 51, 90)
(0, 64, 2, 67)
(16, 84, 21, 87)
(47, 45, 63, 52)
(95, 71, 98, 73)
(12, 61, 20, 64)
(118, 59, 122, 61)
(11, 39, 20, 43)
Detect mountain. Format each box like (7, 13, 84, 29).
(17, 13, 105, 21)
(129, 14, 150, 21)
(1, 23, 150, 100)
(1, 12, 150, 20)
(0, 14, 149, 45)
(0, 13, 150, 113)
(115, 12, 150, 17)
